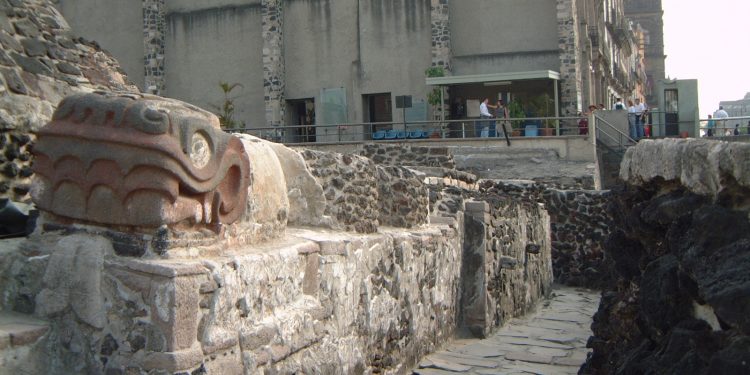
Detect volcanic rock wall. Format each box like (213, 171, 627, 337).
(0, 0, 137, 202)
(583, 139, 750, 374)
(461, 199, 553, 337)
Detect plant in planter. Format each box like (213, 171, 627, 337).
(425, 67, 446, 134)
(527, 93, 556, 135)
(212, 82, 246, 130)
(506, 101, 526, 136)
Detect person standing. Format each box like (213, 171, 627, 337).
(477, 98, 493, 137)
(705, 114, 715, 137)
(493, 99, 508, 137)
(635, 98, 647, 139)
(714, 106, 729, 135)
(627, 100, 637, 140)
(612, 98, 625, 110)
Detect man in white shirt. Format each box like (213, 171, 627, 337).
(477, 98, 493, 137)
(714, 106, 729, 135)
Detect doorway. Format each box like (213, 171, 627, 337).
(286, 99, 315, 143)
(363, 93, 392, 134)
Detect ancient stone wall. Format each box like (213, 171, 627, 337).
(462, 199, 553, 337)
(465, 180, 612, 288)
(543, 188, 611, 287)
(583, 139, 750, 374)
(299, 149, 380, 233)
(376, 165, 429, 228)
(0, 224, 462, 374)
(0, 0, 138, 202)
(360, 144, 456, 169)
(299, 148, 432, 233)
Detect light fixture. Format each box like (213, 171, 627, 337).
(484, 81, 512, 86)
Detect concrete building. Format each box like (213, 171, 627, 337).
(55, 0, 649, 141)
(652, 78, 699, 137)
(720, 92, 750, 118)
(624, 0, 666, 108)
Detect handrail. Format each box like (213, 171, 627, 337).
(593, 114, 635, 152)
(230, 116, 589, 144)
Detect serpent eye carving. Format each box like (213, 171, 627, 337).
(189, 132, 212, 169)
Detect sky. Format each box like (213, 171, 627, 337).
(662, 0, 750, 117)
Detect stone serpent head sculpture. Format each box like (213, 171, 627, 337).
(32, 92, 251, 230)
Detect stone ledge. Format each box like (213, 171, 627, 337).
(0, 311, 48, 349)
(141, 343, 204, 372)
(620, 139, 750, 198)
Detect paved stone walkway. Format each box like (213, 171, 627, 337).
(413, 286, 600, 375)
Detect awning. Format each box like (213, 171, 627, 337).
(426, 70, 560, 86)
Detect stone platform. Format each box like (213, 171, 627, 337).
(414, 286, 599, 374)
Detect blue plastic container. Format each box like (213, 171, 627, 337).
(525, 124, 538, 137)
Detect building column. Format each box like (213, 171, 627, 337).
(143, 0, 165, 95)
(556, 0, 583, 115)
(430, 0, 452, 72)
(262, 0, 285, 127)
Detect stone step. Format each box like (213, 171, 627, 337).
(0, 311, 48, 351)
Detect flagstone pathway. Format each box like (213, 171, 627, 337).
(413, 286, 600, 375)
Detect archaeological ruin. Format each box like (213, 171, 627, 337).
(0, 1, 748, 375)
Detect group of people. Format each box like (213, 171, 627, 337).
(477, 97, 509, 137)
(705, 106, 749, 137)
(623, 98, 648, 140)
(577, 98, 648, 139)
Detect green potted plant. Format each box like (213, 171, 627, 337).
(506, 101, 526, 137)
(527, 93, 555, 136)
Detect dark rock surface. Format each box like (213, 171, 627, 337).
(582, 139, 750, 375)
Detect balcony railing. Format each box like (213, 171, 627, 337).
(230, 116, 591, 145)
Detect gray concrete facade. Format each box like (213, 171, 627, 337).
(55, 0, 649, 138)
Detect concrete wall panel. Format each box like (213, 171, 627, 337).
(284, 0, 433, 124)
(56, 0, 144, 89)
(165, 5, 265, 128)
(450, 0, 558, 70)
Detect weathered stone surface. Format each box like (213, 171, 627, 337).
(376, 165, 429, 228)
(269, 141, 330, 227)
(361, 144, 456, 169)
(235, 134, 288, 239)
(460, 194, 553, 338)
(583, 139, 750, 375)
(34, 234, 108, 328)
(620, 139, 750, 198)
(300, 149, 379, 233)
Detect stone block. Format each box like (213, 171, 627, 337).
(464, 201, 489, 213)
(35, 234, 109, 329)
(203, 347, 243, 375)
(239, 324, 277, 351)
(201, 334, 238, 356)
(302, 252, 319, 295)
(141, 343, 204, 372)
(149, 275, 202, 352)
(318, 240, 346, 256)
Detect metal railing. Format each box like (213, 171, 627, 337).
(231, 116, 590, 145)
(698, 115, 750, 138)
(593, 114, 635, 152)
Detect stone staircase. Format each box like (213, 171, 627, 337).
(0, 310, 49, 371)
